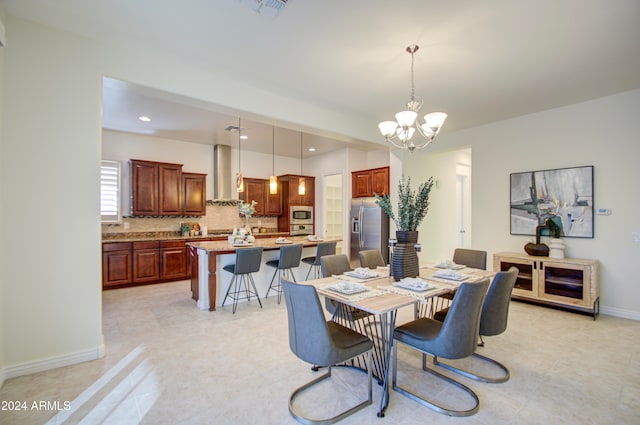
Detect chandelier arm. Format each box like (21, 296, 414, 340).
(414, 123, 436, 143)
(386, 136, 408, 150)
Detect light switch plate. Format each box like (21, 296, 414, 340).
(632, 232, 640, 243)
(596, 208, 612, 215)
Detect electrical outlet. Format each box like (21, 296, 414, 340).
(632, 232, 640, 243)
(124, 222, 130, 230)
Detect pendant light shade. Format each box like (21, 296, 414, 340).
(236, 118, 244, 193)
(269, 127, 278, 194)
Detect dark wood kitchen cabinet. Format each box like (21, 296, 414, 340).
(352, 166, 389, 198)
(130, 160, 206, 216)
(182, 173, 207, 216)
(133, 241, 160, 283)
(160, 240, 188, 279)
(279, 174, 315, 206)
(103, 239, 190, 289)
(241, 177, 282, 216)
(102, 242, 132, 287)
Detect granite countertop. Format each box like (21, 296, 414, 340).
(187, 236, 338, 252)
(102, 231, 289, 243)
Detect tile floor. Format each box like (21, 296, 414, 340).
(0, 280, 639, 425)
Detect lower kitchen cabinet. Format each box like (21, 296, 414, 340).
(102, 242, 132, 287)
(133, 241, 160, 283)
(160, 240, 187, 279)
(103, 240, 190, 288)
(494, 252, 599, 318)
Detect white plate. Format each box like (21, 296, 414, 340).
(275, 240, 292, 244)
(394, 278, 434, 292)
(233, 242, 254, 247)
(344, 270, 379, 279)
(327, 282, 368, 295)
(432, 270, 468, 281)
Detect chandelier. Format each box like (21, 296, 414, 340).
(378, 45, 447, 152)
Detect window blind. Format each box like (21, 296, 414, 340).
(101, 160, 121, 222)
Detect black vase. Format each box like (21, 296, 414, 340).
(391, 231, 420, 281)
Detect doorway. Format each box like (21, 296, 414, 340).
(324, 174, 343, 253)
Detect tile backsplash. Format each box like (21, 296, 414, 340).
(102, 205, 278, 235)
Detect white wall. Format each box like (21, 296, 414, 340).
(403, 148, 471, 261)
(0, 6, 6, 387)
(405, 90, 640, 319)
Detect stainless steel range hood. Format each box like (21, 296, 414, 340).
(213, 144, 232, 200)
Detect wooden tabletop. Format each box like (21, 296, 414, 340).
(304, 264, 495, 315)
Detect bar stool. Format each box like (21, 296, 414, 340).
(221, 247, 263, 314)
(301, 241, 337, 280)
(265, 244, 303, 304)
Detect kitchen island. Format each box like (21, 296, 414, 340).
(187, 236, 340, 311)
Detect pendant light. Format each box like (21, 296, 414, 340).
(298, 132, 305, 196)
(236, 118, 244, 193)
(269, 127, 278, 194)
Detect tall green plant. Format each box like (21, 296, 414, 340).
(374, 176, 434, 231)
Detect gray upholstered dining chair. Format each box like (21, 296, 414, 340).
(358, 249, 386, 269)
(265, 243, 303, 304)
(319, 254, 373, 324)
(433, 267, 518, 383)
(302, 241, 337, 280)
(392, 279, 490, 417)
(221, 246, 263, 314)
(282, 278, 373, 425)
(453, 248, 487, 270)
(430, 248, 488, 316)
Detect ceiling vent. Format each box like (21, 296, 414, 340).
(237, 0, 291, 18)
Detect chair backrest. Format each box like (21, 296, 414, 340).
(453, 248, 487, 270)
(278, 244, 303, 269)
(435, 279, 490, 360)
(480, 267, 518, 336)
(313, 241, 337, 265)
(234, 247, 263, 274)
(358, 249, 386, 269)
(281, 279, 335, 366)
(320, 254, 352, 277)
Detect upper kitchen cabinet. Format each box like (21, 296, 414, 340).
(241, 178, 282, 216)
(279, 174, 315, 206)
(182, 173, 207, 216)
(352, 166, 390, 198)
(130, 159, 206, 216)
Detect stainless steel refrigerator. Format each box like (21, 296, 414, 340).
(350, 198, 390, 268)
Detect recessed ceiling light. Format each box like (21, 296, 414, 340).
(308, 147, 316, 152)
(240, 135, 248, 140)
(138, 116, 151, 122)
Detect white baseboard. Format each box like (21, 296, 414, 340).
(3, 344, 105, 380)
(600, 306, 640, 321)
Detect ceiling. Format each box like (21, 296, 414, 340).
(3, 0, 640, 157)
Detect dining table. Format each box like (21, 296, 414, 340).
(302, 263, 496, 417)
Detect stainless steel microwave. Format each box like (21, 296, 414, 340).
(290, 206, 313, 224)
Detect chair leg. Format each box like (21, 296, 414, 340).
(265, 268, 279, 299)
(392, 342, 479, 417)
(433, 352, 510, 384)
(247, 274, 263, 309)
(305, 263, 313, 280)
(221, 274, 237, 308)
(288, 350, 372, 425)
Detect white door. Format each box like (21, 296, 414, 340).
(456, 164, 471, 248)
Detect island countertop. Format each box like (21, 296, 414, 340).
(186, 236, 337, 253)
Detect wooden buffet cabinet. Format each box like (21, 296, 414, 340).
(130, 159, 206, 216)
(103, 240, 189, 288)
(494, 252, 599, 318)
(352, 166, 390, 198)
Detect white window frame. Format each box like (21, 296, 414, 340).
(101, 160, 121, 223)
